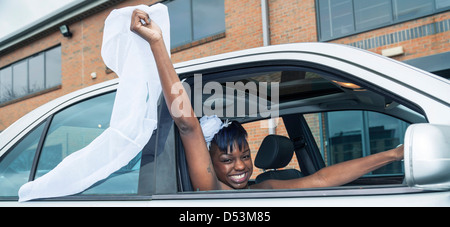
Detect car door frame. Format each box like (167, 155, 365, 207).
(162, 43, 450, 206)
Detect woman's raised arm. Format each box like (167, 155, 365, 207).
(130, 9, 222, 191)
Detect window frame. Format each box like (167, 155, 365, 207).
(316, 0, 450, 41)
(32, 92, 117, 180)
(174, 60, 427, 197)
(0, 89, 175, 201)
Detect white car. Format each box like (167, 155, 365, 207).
(1, 43, 449, 207)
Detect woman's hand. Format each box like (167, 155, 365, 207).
(391, 144, 404, 161)
(130, 9, 163, 45)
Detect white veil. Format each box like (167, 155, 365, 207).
(18, 3, 170, 202)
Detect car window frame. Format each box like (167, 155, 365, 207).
(0, 90, 173, 202)
(172, 60, 428, 198)
(32, 91, 117, 180)
(28, 115, 53, 182)
(47, 93, 176, 201)
(39, 91, 162, 201)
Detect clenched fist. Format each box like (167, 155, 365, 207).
(130, 9, 163, 45)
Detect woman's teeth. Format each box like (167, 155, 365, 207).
(230, 173, 246, 182)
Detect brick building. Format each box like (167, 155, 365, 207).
(0, 0, 449, 175)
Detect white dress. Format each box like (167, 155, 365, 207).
(18, 3, 170, 202)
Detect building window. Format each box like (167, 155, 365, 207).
(164, 0, 225, 48)
(0, 45, 61, 104)
(317, 0, 450, 41)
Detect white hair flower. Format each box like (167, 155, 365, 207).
(199, 115, 231, 149)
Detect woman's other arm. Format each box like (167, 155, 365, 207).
(253, 145, 404, 189)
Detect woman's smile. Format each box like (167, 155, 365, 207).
(229, 172, 249, 184)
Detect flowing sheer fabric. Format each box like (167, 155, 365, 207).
(18, 4, 170, 202)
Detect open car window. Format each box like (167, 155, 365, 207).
(178, 64, 426, 192)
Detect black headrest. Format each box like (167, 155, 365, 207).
(254, 135, 294, 169)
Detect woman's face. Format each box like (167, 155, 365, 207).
(210, 141, 253, 189)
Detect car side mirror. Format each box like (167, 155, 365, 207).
(404, 124, 450, 190)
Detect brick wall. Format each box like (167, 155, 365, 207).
(171, 0, 264, 63)
(268, 0, 318, 44)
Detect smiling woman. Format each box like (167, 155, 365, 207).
(128, 4, 407, 192)
(206, 119, 252, 189)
